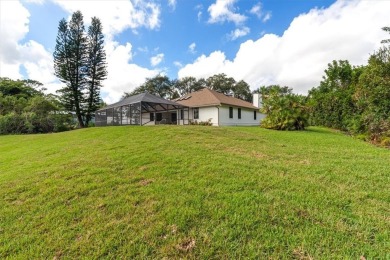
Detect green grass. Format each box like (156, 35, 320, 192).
(0, 126, 389, 258)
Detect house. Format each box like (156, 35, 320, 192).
(95, 92, 189, 126)
(95, 89, 264, 127)
(174, 88, 265, 126)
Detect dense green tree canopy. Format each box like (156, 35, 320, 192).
(260, 85, 308, 131)
(0, 78, 73, 134)
(307, 27, 390, 145)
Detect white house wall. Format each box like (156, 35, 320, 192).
(218, 105, 264, 126)
(196, 107, 219, 126)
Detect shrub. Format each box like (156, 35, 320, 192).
(189, 119, 213, 126)
(261, 90, 308, 131)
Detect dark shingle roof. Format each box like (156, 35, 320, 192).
(97, 92, 186, 111)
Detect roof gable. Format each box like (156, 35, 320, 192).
(98, 92, 185, 111)
(175, 88, 258, 109)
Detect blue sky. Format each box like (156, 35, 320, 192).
(1, 0, 389, 102)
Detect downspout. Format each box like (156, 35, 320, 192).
(216, 106, 220, 126)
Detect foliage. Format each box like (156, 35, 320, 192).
(0, 126, 389, 258)
(123, 73, 253, 102)
(254, 85, 292, 96)
(206, 73, 236, 94)
(260, 85, 308, 130)
(308, 60, 360, 131)
(0, 78, 73, 134)
(0, 77, 44, 98)
(53, 11, 107, 128)
(174, 76, 205, 96)
(85, 17, 108, 126)
(189, 118, 213, 126)
(123, 75, 176, 99)
(308, 29, 390, 146)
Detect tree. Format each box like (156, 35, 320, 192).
(0, 77, 43, 98)
(308, 60, 358, 131)
(206, 73, 236, 94)
(254, 85, 292, 96)
(174, 76, 204, 96)
(381, 26, 390, 44)
(232, 80, 252, 101)
(0, 78, 73, 134)
(355, 46, 390, 141)
(260, 87, 308, 131)
(85, 17, 107, 126)
(54, 11, 87, 127)
(123, 75, 175, 99)
(54, 11, 107, 127)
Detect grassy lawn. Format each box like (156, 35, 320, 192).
(0, 126, 389, 258)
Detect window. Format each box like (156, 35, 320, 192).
(229, 107, 233, 118)
(238, 108, 241, 119)
(180, 109, 184, 120)
(254, 110, 257, 120)
(193, 108, 199, 119)
(150, 113, 154, 121)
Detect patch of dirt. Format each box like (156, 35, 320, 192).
(97, 203, 106, 209)
(251, 151, 268, 159)
(139, 166, 149, 172)
(177, 238, 196, 252)
(139, 179, 153, 186)
(292, 247, 313, 260)
(52, 250, 63, 260)
(299, 159, 311, 165)
(296, 209, 309, 219)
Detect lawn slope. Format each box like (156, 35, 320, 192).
(0, 126, 389, 258)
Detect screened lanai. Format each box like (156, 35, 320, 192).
(95, 92, 189, 126)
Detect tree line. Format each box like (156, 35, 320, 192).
(123, 73, 253, 102)
(0, 78, 73, 134)
(259, 26, 390, 147)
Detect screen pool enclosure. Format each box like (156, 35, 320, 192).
(95, 92, 189, 126)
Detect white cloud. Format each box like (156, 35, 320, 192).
(179, 51, 230, 79)
(179, 0, 390, 94)
(250, 2, 271, 22)
(174, 61, 183, 68)
(103, 41, 158, 103)
(208, 0, 246, 25)
(24, 0, 45, 4)
(250, 3, 262, 18)
(189, 42, 196, 53)
(51, 0, 161, 40)
(198, 11, 202, 22)
(262, 12, 271, 22)
(150, 53, 164, 67)
(0, 0, 159, 103)
(0, 0, 59, 91)
(228, 27, 250, 40)
(168, 0, 176, 10)
(195, 4, 203, 22)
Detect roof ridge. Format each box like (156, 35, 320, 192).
(202, 88, 222, 104)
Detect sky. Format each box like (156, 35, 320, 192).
(0, 0, 389, 103)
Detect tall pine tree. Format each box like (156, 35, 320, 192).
(53, 11, 107, 127)
(85, 17, 107, 125)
